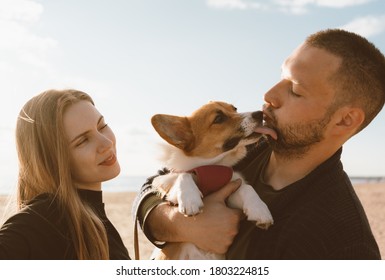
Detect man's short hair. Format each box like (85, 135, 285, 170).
(306, 29, 385, 132)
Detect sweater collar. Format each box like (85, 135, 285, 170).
(259, 147, 344, 214)
(77, 189, 103, 205)
(261, 147, 343, 190)
(294, 147, 343, 187)
(77, 189, 107, 219)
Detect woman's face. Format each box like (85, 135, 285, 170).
(63, 100, 120, 190)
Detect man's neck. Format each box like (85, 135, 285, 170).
(264, 145, 339, 191)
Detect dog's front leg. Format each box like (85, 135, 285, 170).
(227, 181, 273, 230)
(167, 173, 204, 216)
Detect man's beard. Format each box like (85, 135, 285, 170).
(265, 109, 333, 159)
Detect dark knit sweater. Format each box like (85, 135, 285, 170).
(133, 140, 381, 260)
(227, 140, 380, 259)
(0, 189, 130, 260)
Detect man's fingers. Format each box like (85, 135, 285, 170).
(209, 178, 242, 200)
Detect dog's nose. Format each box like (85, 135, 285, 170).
(251, 111, 263, 122)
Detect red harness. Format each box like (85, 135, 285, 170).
(189, 165, 234, 196)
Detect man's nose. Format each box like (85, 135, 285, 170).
(264, 81, 284, 109)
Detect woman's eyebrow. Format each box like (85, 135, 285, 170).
(70, 115, 104, 144)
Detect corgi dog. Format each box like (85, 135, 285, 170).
(151, 101, 277, 259)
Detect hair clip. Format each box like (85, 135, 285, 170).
(19, 109, 35, 124)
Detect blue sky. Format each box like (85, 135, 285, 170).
(1, 0, 385, 193)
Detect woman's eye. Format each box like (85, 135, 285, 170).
(76, 138, 87, 147)
(99, 123, 108, 130)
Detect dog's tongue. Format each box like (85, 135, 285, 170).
(254, 126, 278, 140)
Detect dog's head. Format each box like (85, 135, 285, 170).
(151, 101, 273, 161)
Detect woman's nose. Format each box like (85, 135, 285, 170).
(97, 133, 113, 153)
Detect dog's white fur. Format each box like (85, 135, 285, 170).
(151, 102, 273, 259)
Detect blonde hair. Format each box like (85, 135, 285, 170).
(16, 89, 109, 259)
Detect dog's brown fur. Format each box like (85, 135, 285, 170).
(151, 101, 273, 259)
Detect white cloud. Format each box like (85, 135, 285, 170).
(207, 0, 248, 9)
(206, 0, 373, 14)
(275, 0, 372, 8)
(340, 14, 385, 37)
(0, 0, 43, 22)
(207, 0, 268, 10)
(276, 0, 373, 14)
(313, 0, 372, 8)
(0, 0, 57, 70)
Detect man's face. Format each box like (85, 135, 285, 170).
(263, 43, 342, 159)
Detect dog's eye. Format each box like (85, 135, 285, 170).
(213, 112, 227, 124)
(232, 106, 237, 112)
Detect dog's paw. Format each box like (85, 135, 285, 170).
(227, 183, 273, 230)
(244, 201, 274, 230)
(178, 188, 204, 216)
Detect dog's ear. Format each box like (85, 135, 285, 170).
(151, 114, 195, 152)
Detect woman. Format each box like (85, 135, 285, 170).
(0, 89, 130, 259)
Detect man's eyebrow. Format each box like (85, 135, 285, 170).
(70, 115, 104, 144)
(280, 63, 304, 87)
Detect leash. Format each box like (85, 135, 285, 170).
(134, 218, 140, 260)
(132, 165, 233, 260)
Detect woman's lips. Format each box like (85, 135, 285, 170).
(99, 154, 117, 166)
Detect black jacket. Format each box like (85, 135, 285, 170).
(0, 189, 130, 260)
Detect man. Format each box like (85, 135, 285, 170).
(133, 29, 384, 259)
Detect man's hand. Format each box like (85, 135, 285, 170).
(147, 179, 244, 254)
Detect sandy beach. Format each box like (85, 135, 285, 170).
(1, 183, 384, 260)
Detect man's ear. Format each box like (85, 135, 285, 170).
(333, 107, 365, 137)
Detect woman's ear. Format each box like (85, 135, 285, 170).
(333, 107, 365, 137)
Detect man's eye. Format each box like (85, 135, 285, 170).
(289, 87, 301, 97)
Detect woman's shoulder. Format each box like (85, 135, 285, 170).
(24, 193, 58, 211)
(0, 193, 72, 259)
(1, 193, 68, 242)
(5, 193, 62, 227)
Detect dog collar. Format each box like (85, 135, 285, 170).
(189, 165, 233, 196)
